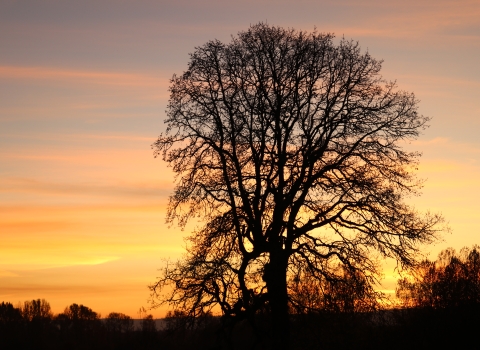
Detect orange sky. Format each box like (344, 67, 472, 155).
(1, 0, 479, 317)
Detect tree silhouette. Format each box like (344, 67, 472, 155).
(0, 302, 22, 324)
(141, 314, 157, 333)
(0, 302, 22, 349)
(397, 246, 480, 309)
(62, 303, 99, 322)
(105, 312, 134, 333)
(19, 299, 54, 348)
(151, 23, 442, 349)
(21, 299, 52, 321)
(55, 303, 102, 348)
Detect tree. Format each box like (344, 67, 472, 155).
(21, 299, 52, 321)
(138, 306, 157, 333)
(20, 299, 54, 348)
(0, 302, 23, 349)
(151, 23, 442, 349)
(105, 312, 134, 333)
(0, 302, 22, 324)
(62, 303, 99, 322)
(141, 314, 157, 333)
(397, 246, 480, 309)
(55, 303, 102, 344)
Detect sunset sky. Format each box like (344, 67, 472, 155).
(1, 0, 479, 318)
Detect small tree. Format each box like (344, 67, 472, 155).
(105, 312, 134, 333)
(62, 303, 99, 321)
(141, 314, 157, 332)
(0, 302, 22, 324)
(55, 303, 102, 343)
(0, 302, 23, 348)
(151, 23, 442, 349)
(21, 299, 52, 321)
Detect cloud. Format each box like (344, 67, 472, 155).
(0, 220, 73, 234)
(0, 248, 121, 270)
(0, 177, 173, 199)
(0, 66, 170, 88)
(1, 132, 156, 143)
(393, 73, 480, 91)
(410, 138, 480, 164)
(3, 0, 478, 51)
(0, 66, 169, 125)
(0, 270, 19, 277)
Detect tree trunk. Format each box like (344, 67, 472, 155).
(266, 251, 290, 350)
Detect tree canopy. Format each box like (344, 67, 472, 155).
(151, 23, 442, 348)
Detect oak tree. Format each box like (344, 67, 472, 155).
(151, 23, 442, 349)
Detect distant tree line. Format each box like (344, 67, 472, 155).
(0, 300, 159, 350)
(2, 247, 480, 349)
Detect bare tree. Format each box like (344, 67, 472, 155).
(151, 23, 442, 349)
(21, 299, 52, 321)
(397, 246, 480, 309)
(105, 312, 134, 333)
(62, 303, 99, 321)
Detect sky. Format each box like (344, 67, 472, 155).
(1, 0, 479, 318)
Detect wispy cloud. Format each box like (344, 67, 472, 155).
(0, 242, 122, 269)
(0, 220, 73, 234)
(0, 177, 173, 199)
(0, 132, 156, 143)
(0, 270, 19, 277)
(0, 66, 169, 88)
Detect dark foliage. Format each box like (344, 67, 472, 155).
(0, 300, 162, 350)
(0, 302, 23, 349)
(105, 312, 134, 333)
(1, 296, 480, 349)
(397, 246, 480, 309)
